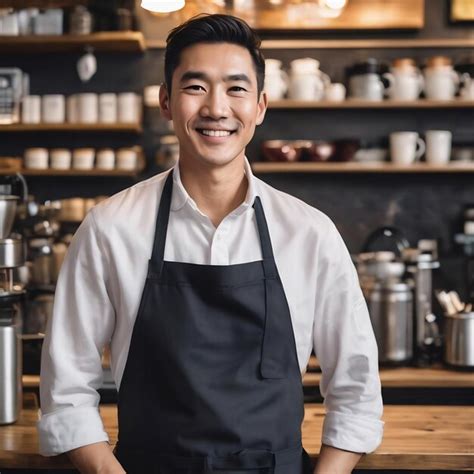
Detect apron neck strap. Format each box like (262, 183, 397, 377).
(253, 196, 278, 279)
(151, 170, 278, 280)
(150, 170, 173, 268)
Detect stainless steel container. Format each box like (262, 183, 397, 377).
(0, 316, 22, 424)
(444, 311, 474, 368)
(363, 280, 414, 364)
(0, 237, 25, 269)
(0, 195, 19, 239)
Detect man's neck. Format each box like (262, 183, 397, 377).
(178, 157, 248, 228)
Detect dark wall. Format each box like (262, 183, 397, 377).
(0, 0, 473, 293)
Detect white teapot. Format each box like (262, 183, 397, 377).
(288, 58, 330, 101)
(264, 59, 289, 101)
(383, 58, 424, 101)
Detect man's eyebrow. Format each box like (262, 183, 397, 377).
(179, 71, 252, 85)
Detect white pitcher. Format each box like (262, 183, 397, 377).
(288, 58, 330, 101)
(264, 59, 289, 101)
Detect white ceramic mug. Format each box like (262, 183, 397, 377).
(77, 93, 98, 123)
(24, 148, 48, 169)
(22, 95, 41, 123)
(50, 149, 71, 169)
(118, 92, 140, 123)
(99, 93, 118, 123)
(42, 94, 65, 123)
(390, 132, 425, 165)
(324, 83, 346, 101)
(96, 149, 115, 170)
(425, 130, 452, 165)
(72, 148, 95, 169)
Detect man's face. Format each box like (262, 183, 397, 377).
(160, 42, 267, 169)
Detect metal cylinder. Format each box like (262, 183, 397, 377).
(0, 320, 22, 425)
(364, 281, 414, 364)
(444, 312, 474, 368)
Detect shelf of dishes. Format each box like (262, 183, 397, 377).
(258, 132, 473, 171)
(251, 161, 474, 174)
(147, 38, 474, 50)
(0, 147, 145, 176)
(264, 56, 473, 103)
(0, 6, 143, 53)
(267, 99, 474, 109)
(0, 68, 143, 128)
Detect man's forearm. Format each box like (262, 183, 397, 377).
(313, 444, 363, 474)
(67, 441, 125, 474)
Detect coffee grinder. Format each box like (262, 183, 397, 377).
(0, 174, 27, 425)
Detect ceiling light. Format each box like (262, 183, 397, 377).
(324, 0, 347, 10)
(141, 0, 185, 13)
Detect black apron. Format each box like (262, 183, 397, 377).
(115, 170, 313, 474)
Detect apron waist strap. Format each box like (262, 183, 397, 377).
(116, 444, 302, 471)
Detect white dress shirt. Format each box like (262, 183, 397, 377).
(38, 158, 384, 457)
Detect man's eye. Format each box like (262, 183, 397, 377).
(230, 86, 247, 92)
(185, 85, 205, 91)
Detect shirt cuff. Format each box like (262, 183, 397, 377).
(321, 411, 384, 454)
(37, 405, 109, 456)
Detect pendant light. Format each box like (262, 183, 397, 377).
(141, 0, 185, 13)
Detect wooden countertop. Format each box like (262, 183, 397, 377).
(304, 357, 474, 388)
(1, 394, 473, 470)
(23, 360, 474, 390)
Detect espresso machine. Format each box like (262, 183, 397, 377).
(357, 227, 441, 367)
(0, 174, 27, 425)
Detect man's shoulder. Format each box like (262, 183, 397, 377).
(255, 176, 335, 234)
(90, 169, 170, 225)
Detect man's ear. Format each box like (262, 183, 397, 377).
(256, 90, 268, 126)
(159, 84, 172, 120)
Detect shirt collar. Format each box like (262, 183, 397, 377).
(170, 157, 259, 215)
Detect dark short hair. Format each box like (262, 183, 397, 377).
(164, 14, 265, 98)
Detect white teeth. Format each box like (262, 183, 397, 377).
(200, 129, 232, 137)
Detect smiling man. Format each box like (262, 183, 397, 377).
(38, 14, 384, 474)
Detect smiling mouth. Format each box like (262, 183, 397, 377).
(196, 128, 237, 137)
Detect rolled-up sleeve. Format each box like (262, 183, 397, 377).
(38, 209, 115, 456)
(313, 220, 384, 454)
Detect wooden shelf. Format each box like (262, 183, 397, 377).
(147, 38, 474, 50)
(0, 31, 146, 54)
(0, 168, 139, 177)
(251, 162, 474, 174)
(0, 123, 142, 133)
(268, 99, 474, 109)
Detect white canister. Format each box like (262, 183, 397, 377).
(22, 95, 41, 124)
(41, 94, 66, 123)
(118, 92, 141, 123)
(425, 130, 452, 165)
(24, 148, 48, 169)
(99, 93, 118, 123)
(116, 148, 137, 170)
(96, 149, 115, 170)
(50, 149, 71, 169)
(72, 148, 95, 169)
(77, 93, 99, 123)
(66, 95, 78, 123)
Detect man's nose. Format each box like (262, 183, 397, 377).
(200, 89, 230, 119)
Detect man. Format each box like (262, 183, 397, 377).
(38, 14, 383, 474)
